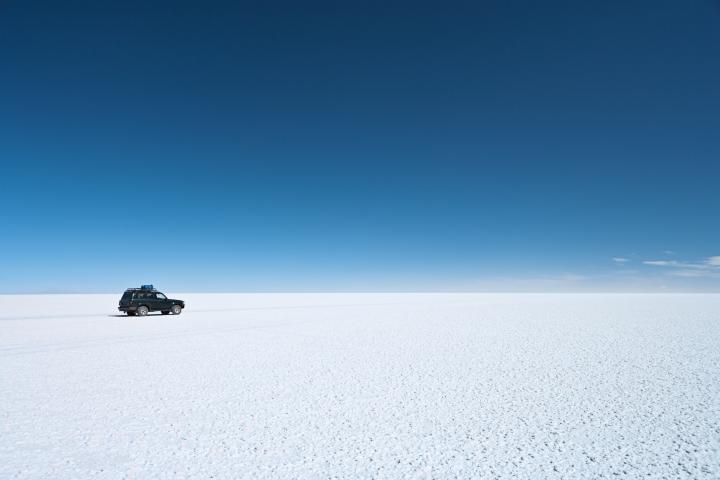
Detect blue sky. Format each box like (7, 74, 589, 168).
(1, 1, 719, 293)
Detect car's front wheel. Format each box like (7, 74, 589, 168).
(171, 304, 182, 315)
(137, 305, 149, 316)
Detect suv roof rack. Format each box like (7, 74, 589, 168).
(125, 285, 158, 292)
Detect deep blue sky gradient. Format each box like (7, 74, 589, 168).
(1, 1, 719, 292)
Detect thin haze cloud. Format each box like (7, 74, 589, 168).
(642, 256, 720, 277)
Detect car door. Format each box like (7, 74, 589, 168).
(138, 291, 155, 311)
(155, 292, 170, 311)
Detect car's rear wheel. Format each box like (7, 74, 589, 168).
(161, 311, 170, 315)
(171, 304, 182, 315)
(137, 305, 149, 316)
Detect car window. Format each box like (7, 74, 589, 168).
(156, 293, 167, 300)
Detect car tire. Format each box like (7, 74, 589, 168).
(161, 311, 170, 315)
(171, 304, 182, 315)
(137, 305, 149, 316)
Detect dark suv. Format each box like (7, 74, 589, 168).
(118, 286, 185, 316)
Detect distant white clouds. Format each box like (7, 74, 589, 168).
(643, 260, 679, 267)
(642, 256, 720, 278)
(612, 257, 630, 263)
(706, 256, 720, 267)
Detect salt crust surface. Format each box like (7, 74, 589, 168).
(1, 293, 719, 479)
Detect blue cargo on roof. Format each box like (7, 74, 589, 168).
(141, 284, 154, 290)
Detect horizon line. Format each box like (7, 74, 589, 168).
(2, 291, 719, 295)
